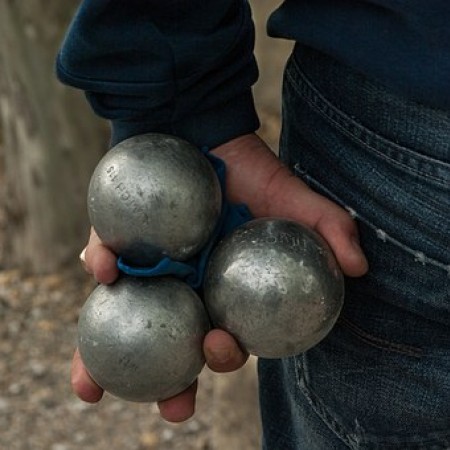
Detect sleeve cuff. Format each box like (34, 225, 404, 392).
(110, 90, 260, 149)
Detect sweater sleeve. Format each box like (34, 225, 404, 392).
(56, 0, 260, 148)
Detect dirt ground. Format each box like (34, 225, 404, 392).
(0, 268, 233, 450)
(0, 3, 293, 448)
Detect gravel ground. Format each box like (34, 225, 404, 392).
(0, 268, 222, 450)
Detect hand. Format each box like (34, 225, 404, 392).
(211, 133, 368, 277)
(74, 229, 248, 422)
(74, 132, 368, 422)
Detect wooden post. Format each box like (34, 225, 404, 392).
(0, 1, 107, 273)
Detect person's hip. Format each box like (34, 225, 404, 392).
(262, 44, 450, 449)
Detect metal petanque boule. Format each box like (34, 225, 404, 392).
(88, 133, 222, 266)
(203, 218, 345, 358)
(77, 276, 211, 403)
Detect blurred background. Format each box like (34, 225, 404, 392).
(0, 1, 292, 449)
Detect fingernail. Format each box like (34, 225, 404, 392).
(210, 347, 231, 364)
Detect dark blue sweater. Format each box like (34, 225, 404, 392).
(56, 0, 450, 148)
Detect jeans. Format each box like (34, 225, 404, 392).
(258, 45, 450, 450)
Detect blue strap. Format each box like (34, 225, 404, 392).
(116, 148, 253, 289)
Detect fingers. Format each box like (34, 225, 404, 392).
(314, 205, 369, 277)
(158, 330, 248, 422)
(71, 347, 199, 423)
(210, 135, 368, 278)
(203, 329, 248, 373)
(82, 228, 119, 284)
(71, 348, 104, 403)
(265, 170, 369, 278)
(157, 382, 198, 423)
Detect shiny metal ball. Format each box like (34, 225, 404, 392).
(88, 133, 222, 265)
(204, 218, 344, 358)
(78, 277, 211, 402)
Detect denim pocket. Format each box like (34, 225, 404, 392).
(282, 53, 450, 265)
(293, 336, 450, 449)
(281, 49, 450, 324)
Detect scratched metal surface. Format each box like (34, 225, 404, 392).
(88, 133, 222, 266)
(204, 218, 344, 358)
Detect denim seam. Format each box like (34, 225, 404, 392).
(293, 166, 450, 276)
(338, 317, 423, 358)
(294, 355, 450, 449)
(285, 59, 450, 183)
(294, 355, 358, 449)
(285, 60, 449, 187)
(285, 65, 450, 219)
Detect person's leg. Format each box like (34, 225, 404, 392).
(259, 356, 350, 450)
(259, 45, 450, 449)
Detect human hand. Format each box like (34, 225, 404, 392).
(211, 133, 368, 277)
(74, 229, 248, 422)
(74, 132, 368, 422)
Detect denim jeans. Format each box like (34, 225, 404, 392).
(258, 46, 450, 450)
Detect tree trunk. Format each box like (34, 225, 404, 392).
(0, 1, 108, 273)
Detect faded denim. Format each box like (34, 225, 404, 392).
(259, 46, 450, 450)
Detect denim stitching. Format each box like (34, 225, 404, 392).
(338, 317, 423, 358)
(294, 356, 358, 449)
(293, 165, 450, 276)
(285, 59, 450, 184)
(285, 59, 450, 187)
(294, 355, 450, 449)
(285, 65, 450, 221)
